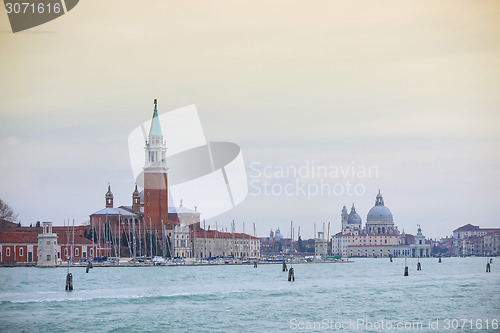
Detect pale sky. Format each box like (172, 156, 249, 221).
(0, 0, 499, 239)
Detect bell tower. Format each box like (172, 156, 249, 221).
(132, 184, 141, 213)
(143, 99, 168, 230)
(341, 205, 348, 233)
(105, 184, 113, 208)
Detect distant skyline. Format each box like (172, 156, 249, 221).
(0, 1, 499, 239)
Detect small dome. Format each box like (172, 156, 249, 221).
(132, 184, 140, 197)
(105, 184, 113, 198)
(347, 204, 362, 224)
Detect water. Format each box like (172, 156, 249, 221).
(0, 257, 498, 332)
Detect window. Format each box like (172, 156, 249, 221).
(64, 248, 68, 256)
(6, 248, 10, 256)
(90, 249, 94, 256)
(19, 248, 23, 256)
(75, 248, 79, 257)
(47, 241, 50, 245)
(46, 255, 51, 261)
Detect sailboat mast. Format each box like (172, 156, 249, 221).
(327, 222, 330, 256)
(118, 213, 121, 259)
(72, 219, 75, 266)
(149, 217, 153, 259)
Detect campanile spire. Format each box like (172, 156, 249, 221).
(143, 99, 168, 230)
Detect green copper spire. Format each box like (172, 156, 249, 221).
(149, 99, 163, 137)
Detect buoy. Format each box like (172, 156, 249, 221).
(65, 273, 73, 291)
(254, 261, 258, 268)
(486, 263, 491, 273)
(417, 262, 421, 271)
(288, 267, 295, 282)
(282, 262, 288, 272)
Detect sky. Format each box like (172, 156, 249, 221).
(0, 0, 499, 239)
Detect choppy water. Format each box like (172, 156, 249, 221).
(0, 257, 499, 332)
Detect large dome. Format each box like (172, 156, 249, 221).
(366, 190, 393, 222)
(367, 205, 393, 221)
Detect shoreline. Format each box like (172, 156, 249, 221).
(0, 260, 354, 268)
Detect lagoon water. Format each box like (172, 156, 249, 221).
(0, 257, 499, 332)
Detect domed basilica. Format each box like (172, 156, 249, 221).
(333, 190, 430, 258)
(341, 190, 399, 236)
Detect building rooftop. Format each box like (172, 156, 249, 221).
(90, 207, 138, 216)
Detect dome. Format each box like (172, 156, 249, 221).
(367, 205, 393, 221)
(366, 190, 393, 222)
(347, 204, 362, 224)
(105, 184, 113, 198)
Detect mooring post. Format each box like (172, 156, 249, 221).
(288, 267, 295, 282)
(65, 273, 73, 291)
(486, 263, 491, 273)
(417, 261, 421, 271)
(404, 257, 408, 276)
(390, 257, 393, 262)
(438, 257, 442, 263)
(254, 261, 258, 268)
(282, 261, 288, 272)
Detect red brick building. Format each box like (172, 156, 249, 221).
(0, 220, 97, 265)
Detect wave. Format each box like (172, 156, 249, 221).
(0, 288, 254, 305)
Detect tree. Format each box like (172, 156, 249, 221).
(0, 199, 18, 222)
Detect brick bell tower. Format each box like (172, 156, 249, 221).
(143, 99, 168, 230)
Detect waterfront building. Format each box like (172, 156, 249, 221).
(37, 222, 58, 267)
(314, 231, 328, 258)
(193, 230, 260, 259)
(483, 231, 500, 256)
(0, 220, 96, 265)
(331, 191, 430, 258)
(259, 228, 293, 255)
(452, 224, 500, 256)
